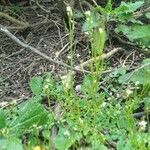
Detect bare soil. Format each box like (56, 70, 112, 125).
(0, 1, 146, 103)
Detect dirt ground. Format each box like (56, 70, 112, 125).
(0, 1, 146, 104)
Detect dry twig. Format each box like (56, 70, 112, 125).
(75, 47, 123, 70)
(0, 25, 90, 73)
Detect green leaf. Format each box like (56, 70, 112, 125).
(30, 76, 43, 95)
(116, 24, 150, 47)
(54, 126, 82, 150)
(0, 137, 23, 150)
(114, 1, 144, 23)
(0, 109, 6, 129)
(110, 67, 126, 78)
(119, 59, 150, 85)
(116, 1, 144, 13)
(145, 13, 150, 19)
(9, 101, 49, 136)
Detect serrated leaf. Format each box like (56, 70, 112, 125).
(0, 137, 23, 150)
(119, 59, 150, 85)
(114, 1, 144, 23)
(30, 76, 43, 95)
(116, 1, 144, 13)
(9, 101, 49, 136)
(0, 109, 6, 129)
(116, 24, 150, 47)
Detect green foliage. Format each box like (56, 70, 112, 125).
(119, 59, 150, 85)
(54, 125, 82, 150)
(0, 1, 149, 149)
(116, 24, 150, 47)
(30, 76, 43, 96)
(145, 13, 150, 19)
(9, 101, 49, 136)
(0, 137, 23, 150)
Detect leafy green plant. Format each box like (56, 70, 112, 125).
(0, 1, 149, 149)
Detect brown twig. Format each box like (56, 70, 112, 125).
(75, 47, 123, 70)
(0, 11, 29, 27)
(0, 25, 90, 73)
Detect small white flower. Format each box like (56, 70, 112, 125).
(76, 54, 80, 58)
(46, 78, 50, 83)
(85, 11, 91, 16)
(66, 6, 72, 12)
(135, 81, 140, 86)
(102, 102, 107, 107)
(125, 89, 133, 96)
(67, 55, 72, 59)
(93, 80, 97, 83)
(138, 120, 147, 131)
(55, 52, 59, 57)
(75, 84, 81, 92)
(66, 6, 73, 16)
(116, 93, 120, 98)
(84, 31, 89, 35)
(61, 73, 73, 90)
(64, 130, 70, 136)
(99, 28, 103, 33)
(79, 118, 83, 124)
(107, 97, 112, 101)
(44, 85, 49, 89)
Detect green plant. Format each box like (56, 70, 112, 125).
(0, 1, 149, 149)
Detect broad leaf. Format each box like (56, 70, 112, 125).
(0, 137, 23, 150)
(9, 101, 49, 136)
(30, 76, 43, 95)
